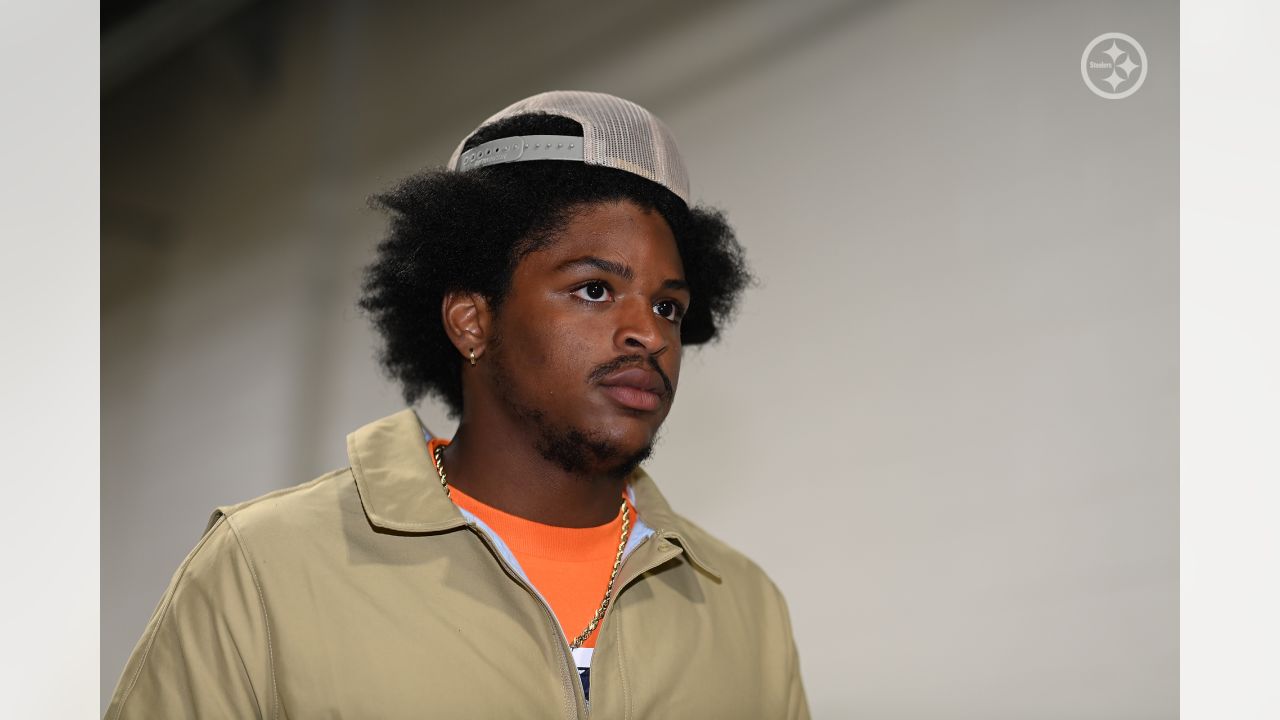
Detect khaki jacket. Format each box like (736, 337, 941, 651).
(107, 409, 809, 719)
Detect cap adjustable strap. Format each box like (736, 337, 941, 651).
(455, 134, 585, 171)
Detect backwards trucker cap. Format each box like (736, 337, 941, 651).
(447, 90, 691, 204)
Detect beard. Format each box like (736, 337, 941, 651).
(487, 338, 654, 481)
(529, 421, 653, 481)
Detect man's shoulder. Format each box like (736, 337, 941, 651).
(208, 466, 358, 540)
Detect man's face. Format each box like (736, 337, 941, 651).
(486, 199, 689, 478)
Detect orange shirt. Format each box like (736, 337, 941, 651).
(427, 438, 635, 648)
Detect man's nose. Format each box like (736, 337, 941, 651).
(613, 296, 664, 354)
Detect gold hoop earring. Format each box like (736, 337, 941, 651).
(468, 348, 477, 366)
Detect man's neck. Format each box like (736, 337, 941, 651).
(439, 418, 629, 528)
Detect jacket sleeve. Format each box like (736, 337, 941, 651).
(785, 635, 811, 720)
(105, 515, 276, 720)
(774, 580, 811, 720)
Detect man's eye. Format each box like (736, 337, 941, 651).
(572, 282, 613, 303)
(654, 300, 684, 322)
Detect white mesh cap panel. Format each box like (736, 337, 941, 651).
(447, 91, 691, 203)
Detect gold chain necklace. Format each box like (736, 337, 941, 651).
(432, 444, 631, 649)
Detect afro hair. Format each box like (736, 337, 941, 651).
(358, 112, 751, 417)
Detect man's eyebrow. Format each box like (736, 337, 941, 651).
(556, 255, 634, 281)
(556, 255, 689, 293)
(560, 253, 634, 279)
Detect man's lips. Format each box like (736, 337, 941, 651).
(598, 368, 666, 411)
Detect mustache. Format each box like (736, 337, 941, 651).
(588, 353, 674, 397)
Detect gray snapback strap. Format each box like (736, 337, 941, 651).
(455, 134, 585, 171)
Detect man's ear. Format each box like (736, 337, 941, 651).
(442, 291, 494, 364)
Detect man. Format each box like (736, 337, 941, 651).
(107, 91, 809, 719)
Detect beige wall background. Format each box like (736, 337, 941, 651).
(102, 0, 1178, 716)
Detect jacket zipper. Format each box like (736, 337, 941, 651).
(465, 525, 684, 719)
(466, 524, 586, 720)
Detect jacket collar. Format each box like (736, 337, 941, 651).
(625, 467, 722, 579)
(347, 408, 720, 578)
(347, 408, 466, 533)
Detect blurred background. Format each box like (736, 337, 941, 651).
(102, 0, 1178, 716)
